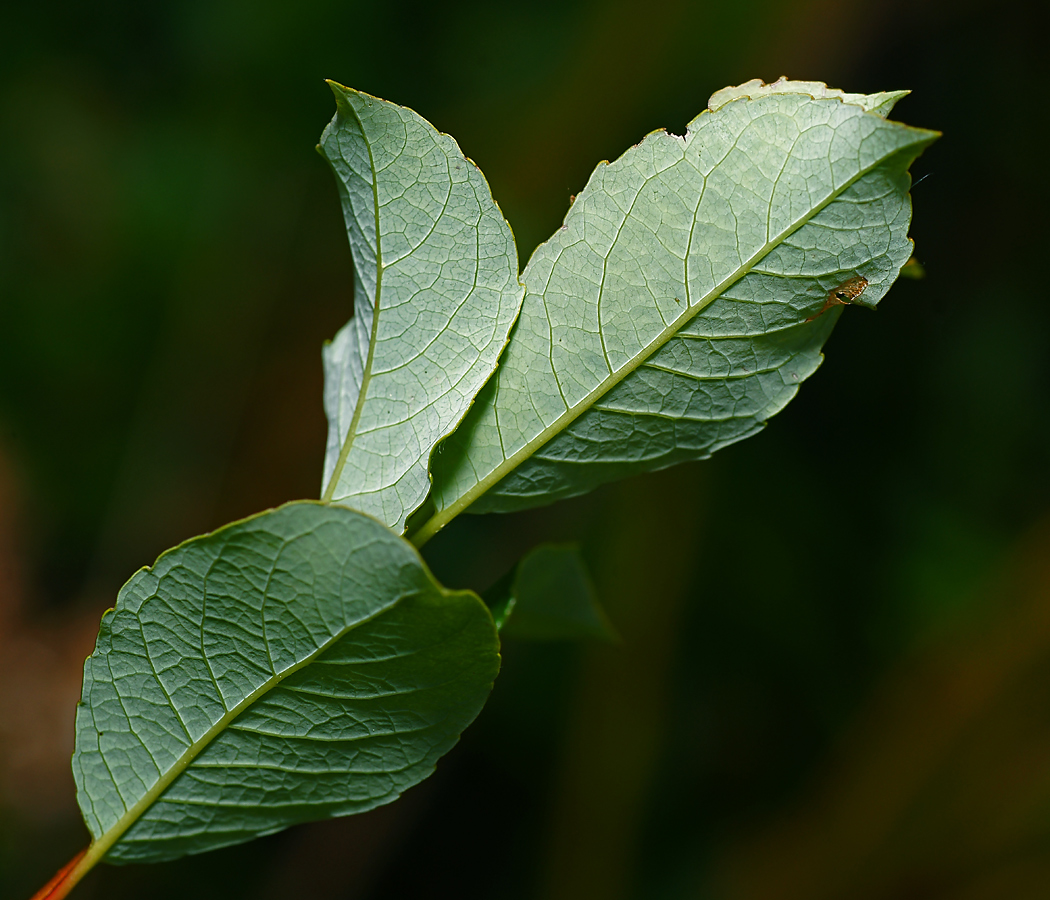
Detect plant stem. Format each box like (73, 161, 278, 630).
(30, 844, 103, 900)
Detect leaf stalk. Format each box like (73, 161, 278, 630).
(30, 845, 100, 900)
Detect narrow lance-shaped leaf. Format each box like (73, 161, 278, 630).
(72, 501, 499, 863)
(417, 82, 938, 539)
(319, 83, 523, 532)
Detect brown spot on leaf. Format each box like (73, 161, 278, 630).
(806, 275, 869, 322)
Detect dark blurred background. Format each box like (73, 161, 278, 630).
(2, 0, 1048, 897)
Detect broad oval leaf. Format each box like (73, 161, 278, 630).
(319, 83, 523, 532)
(420, 82, 938, 532)
(72, 501, 499, 863)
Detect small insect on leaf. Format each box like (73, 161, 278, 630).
(806, 275, 869, 322)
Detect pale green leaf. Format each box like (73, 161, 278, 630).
(418, 82, 938, 533)
(706, 77, 910, 117)
(72, 501, 499, 863)
(318, 83, 523, 532)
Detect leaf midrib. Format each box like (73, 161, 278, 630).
(411, 137, 924, 546)
(323, 97, 384, 503)
(86, 595, 405, 861)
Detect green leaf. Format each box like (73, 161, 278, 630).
(483, 544, 617, 642)
(418, 81, 938, 533)
(318, 83, 523, 532)
(72, 501, 499, 863)
(481, 568, 517, 633)
(706, 77, 910, 118)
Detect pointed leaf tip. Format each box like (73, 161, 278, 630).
(485, 544, 618, 643)
(318, 86, 523, 532)
(427, 82, 938, 520)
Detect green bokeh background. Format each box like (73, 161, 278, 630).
(2, 0, 1048, 897)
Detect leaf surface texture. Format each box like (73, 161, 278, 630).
(73, 502, 499, 863)
(319, 84, 523, 531)
(424, 84, 938, 525)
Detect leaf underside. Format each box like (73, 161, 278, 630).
(67, 78, 939, 875)
(73, 502, 499, 863)
(319, 84, 523, 533)
(424, 84, 938, 522)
